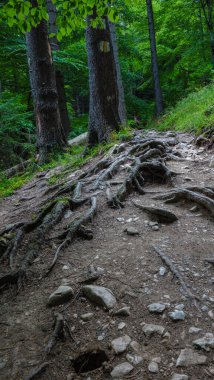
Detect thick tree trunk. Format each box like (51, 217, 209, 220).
(86, 13, 125, 146)
(26, 2, 66, 163)
(108, 21, 127, 126)
(200, 0, 214, 67)
(56, 70, 70, 138)
(146, 0, 164, 116)
(46, 0, 71, 138)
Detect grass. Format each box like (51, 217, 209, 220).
(152, 82, 214, 134)
(0, 126, 133, 199)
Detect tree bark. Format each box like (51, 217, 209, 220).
(108, 21, 127, 126)
(86, 12, 125, 146)
(146, 0, 164, 116)
(46, 0, 70, 138)
(26, 1, 66, 163)
(200, 0, 214, 68)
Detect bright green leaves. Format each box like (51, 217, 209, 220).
(1, 0, 118, 37)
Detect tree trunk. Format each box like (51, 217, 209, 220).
(25, 1, 66, 163)
(146, 0, 164, 116)
(108, 21, 127, 126)
(46, 0, 71, 138)
(56, 70, 70, 138)
(200, 0, 214, 68)
(86, 13, 124, 146)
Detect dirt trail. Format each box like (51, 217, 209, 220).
(0, 130, 214, 380)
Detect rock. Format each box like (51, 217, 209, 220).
(193, 333, 214, 351)
(171, 374, 189, 380)
(80, 313, 94, 321)
(111, 335, 131, 354)
(190, 205, 198, 212)
(175, 304, 185, 310)
(147, 303, 166, 314)
(130, 341, 140, 352)
(142, 324, 165, 337)
(110, 362, 133, 378)
(48, 285, 74, 307)
(124, 227, 139, 236)
(209, 158, 214, 168)
(126, 354, 143, 365)
(176, 348, 207, 367)
(152, 225, 160, 231)
(114, 306, 131, 316)
(159, 266, 167, 276)
(168, 310, 185, 321)
(82, 285, 117, 309)
(118, 322, 126, 330)
(189, 326, 202, 334)
(148, 361, 159, 373)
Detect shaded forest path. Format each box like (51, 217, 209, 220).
(0, 130, 214, 380)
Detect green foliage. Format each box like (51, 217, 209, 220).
(153, 82, 214, 133)
(0, 90, 35, 170)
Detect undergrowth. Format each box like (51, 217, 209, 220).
(0, 126, 133, 199)
(151, 82, 214, 134)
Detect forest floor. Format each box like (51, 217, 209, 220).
(0, 129, 214, 380)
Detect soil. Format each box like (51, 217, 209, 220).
(0, 130, 213, 380)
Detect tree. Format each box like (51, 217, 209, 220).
(146, 0, 163, 116)
(26, 0, 66, 163)
(86, 11, 126, 146)
(199, 0, 214, 67)
(46, 0, 70, 139)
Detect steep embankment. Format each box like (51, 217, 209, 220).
(0, 129, 214, 380)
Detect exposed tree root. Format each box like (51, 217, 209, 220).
(132, 201, 178, 223)
(24, 362, 50, 380)
(153, 188, 214, 217)
(92, 157, 128, 190)
(46, 197, 97, 275)
(45, 313, 65, 354)
(152, 245, 200, 308)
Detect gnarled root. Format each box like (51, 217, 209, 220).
(153, 188, 214, 217)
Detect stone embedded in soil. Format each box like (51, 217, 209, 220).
(142, 324, 165, 337)
(80, 313, 94, 321)
(159, 266, 167, 276)
(152, 225, 160, 231)
(148, 361, 159, 373)
(82, 285, 117, 309)
(47, 285, 74, 307)
(126, 354, 143, 366)
(171, 374, 189, 380)
(130, 341, 140, 352)
(189, 326, 202, 334)
(111, 335, 131, 354)
(176, 348, 207, 367)
(124, 227, 139, 236)
(147, 303, 166, 314)
(113, 306, 131, 316)
(118, 322, 126, 330)
(168, 310, 185, 321)
(110, 362, 133, 378)
(193, 333, 214, 351)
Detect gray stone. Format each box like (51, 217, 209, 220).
(142, 324, 165, 337)
(80, 313, 94, 321)
(209, 158, 214, 168)
(176, 348, 207, 367)
(126, 354, 143, 365)
(111, 335, 131, 354)
(152, 225, 160, 231)
(48, 285, 74, 307)
(148, 361, 159, 373)
(111, 362, 133, 378)
(118, 322, 126, 330)
(82, 285, 117, 309)
(130, 341, 140, 352)
(189, 326, 202, 334)
(159, 266, 167, 276)
(171, 374, 189, 380)
(114, 306, 130, 316)
(193, 333, 214, 351)
(0, 358, 7, 370)
(125, 227, 139, 236)
(147, 303, 166, 314)
(169, 310, 185, 321)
